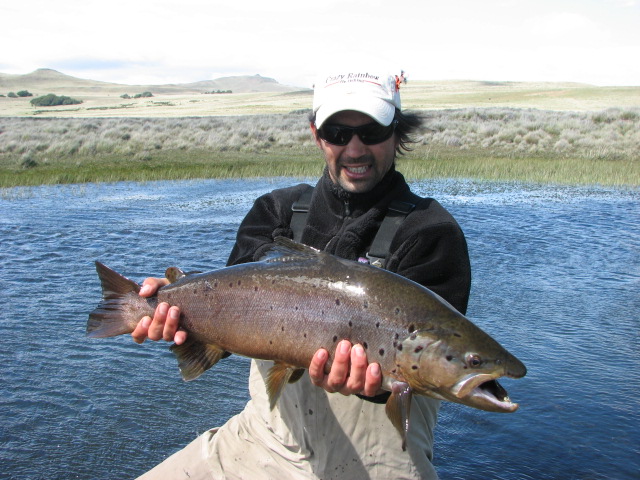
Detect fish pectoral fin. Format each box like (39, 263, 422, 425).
(170, 338, 227, 381)
(265, 362, 301, 410)
(385, 381, 413, 451)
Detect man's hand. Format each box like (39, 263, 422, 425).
(130, 277, 188, 345)
(308, 340, 382, 397)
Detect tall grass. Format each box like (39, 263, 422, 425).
(1, 108, 638, 187)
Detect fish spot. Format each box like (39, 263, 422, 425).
(348, 320, 353, 327)
(379, 348, 385, 356)
(412, 365, 418, 370)
(446, 355, 453, 361)
(214, 282, 218, 288)
(408, 324, 416, 333)
(237, 280, 242, 286)
(375, 322, 380, 328)
(336, 299, 341, 306)
(254, 286, 259, 292)
(397, 344, 403, 351)
(453, 332, 462, 338)
(394, 333, 400, 340)
(395, 307, 401, 315)
(303, 333, 307, 338)
(281, 326, 285, 332)
(414, 345, 423, 353)
(269, 340, 273, 345)
(295, 306, 299, 311)
(363, 342, 368, 350)
(308, 409, 313, 415)
(228, 282, 233, 288)
(363, 300, 369, 308)
(333, 335, 338, 343)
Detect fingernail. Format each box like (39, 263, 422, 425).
(339, 341, 350, 355)
(316, 349, 328, 361)
(169, 307, 179, 320)
(370, 363, 381, 377)
(139, 285, 151, 296)
(141, 316, 151, 328)
(158, 303, 169, 315)
(354, 344, 365, 358)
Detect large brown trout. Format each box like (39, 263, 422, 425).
(87, 237, 526, 449)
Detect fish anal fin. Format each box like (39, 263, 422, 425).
(170, 338, 227, 381)
(385, 381, 413, 451)
(266, 362, 301, 410)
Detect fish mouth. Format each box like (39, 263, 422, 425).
(451, 373, 519, 412)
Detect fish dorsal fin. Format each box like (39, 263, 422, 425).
(170, 338, 227, 381)
(385, 381, 413, 451)
(265, 362, 304, 410)
(260, 237, 322, 263)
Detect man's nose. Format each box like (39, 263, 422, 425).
(344, 132, 367, 157)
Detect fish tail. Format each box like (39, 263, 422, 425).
(87, 262, 153, 338)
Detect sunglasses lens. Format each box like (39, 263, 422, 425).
(358, 122, 395, 145)
(319, 125, 352, 145)
(318, 121, 397, 146)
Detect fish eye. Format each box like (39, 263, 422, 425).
(466, 354, 483, 368)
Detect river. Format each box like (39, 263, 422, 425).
(1, 178, 638, 479)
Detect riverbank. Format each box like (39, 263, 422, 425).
(1, 108, 638, 187)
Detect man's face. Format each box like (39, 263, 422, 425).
(311, 110, 398, 194)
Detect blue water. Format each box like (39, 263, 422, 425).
(1, 178, 638, 480)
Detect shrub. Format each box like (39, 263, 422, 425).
(30, 94, 83, 107)
(7, 92, 17, 98)
(17, 90, 33, 97)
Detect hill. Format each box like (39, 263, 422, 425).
(1, 68, 638, 117)
(0, 68, 303, 95)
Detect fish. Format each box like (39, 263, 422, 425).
(87, 237, 526, 449)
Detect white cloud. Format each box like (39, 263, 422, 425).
(1, 0, 638, 86)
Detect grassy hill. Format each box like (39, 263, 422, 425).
(1, 69, 638, 117)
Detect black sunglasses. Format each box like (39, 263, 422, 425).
(317, 120, 398, 146)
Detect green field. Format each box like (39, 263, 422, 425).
(1, 74, 638, 188)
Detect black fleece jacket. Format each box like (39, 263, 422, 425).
(227, 167, 471, 315)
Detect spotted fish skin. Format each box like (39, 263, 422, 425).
(88, 237, 526, 449)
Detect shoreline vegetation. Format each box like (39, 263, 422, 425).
(1, 107, 638, 188)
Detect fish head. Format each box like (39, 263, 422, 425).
(396, 325, 527, 413)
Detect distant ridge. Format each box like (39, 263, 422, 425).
(0, 68, 307, 95)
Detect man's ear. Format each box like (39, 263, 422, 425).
(310, 122, 323, 149)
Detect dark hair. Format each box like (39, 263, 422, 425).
(308, 108, 423, 155)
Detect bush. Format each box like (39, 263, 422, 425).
(17, 90, 33, 97)
(30, 94, 83, 107)
(133, 91, 153, 98)
(7, 92, 17, 98)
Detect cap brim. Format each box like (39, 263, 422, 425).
(315, 96, 396, 128)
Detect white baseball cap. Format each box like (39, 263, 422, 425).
(313, 71, 401, 128)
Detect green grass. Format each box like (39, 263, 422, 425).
(1, 109, 638, 188)
(2, 145, 636, 188)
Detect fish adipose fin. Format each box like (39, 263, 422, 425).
(170, 338, 228, 381)
(87, 262, 151, 338)
(266, 362, 305, 410)
(385, 381, 413, 451)
(165, 267, 203, 283)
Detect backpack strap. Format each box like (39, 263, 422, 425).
(290, 187, 314, 242)
(290, 187, 420, 267)
(366, 191, 419, 267)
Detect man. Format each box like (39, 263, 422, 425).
(133, 70, 471, 479)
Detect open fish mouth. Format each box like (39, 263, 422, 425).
(452, 373, 519, 412)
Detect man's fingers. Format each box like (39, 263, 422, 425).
(131, 316, 151, 344)
(163, 306, 181, 341)
(326, 340, 351, 391)
(309, 349, 329, 385)
(147, 302, 169, 341)
(343, 344, 367, 394)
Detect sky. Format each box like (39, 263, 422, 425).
(2, 0, 639, 87)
